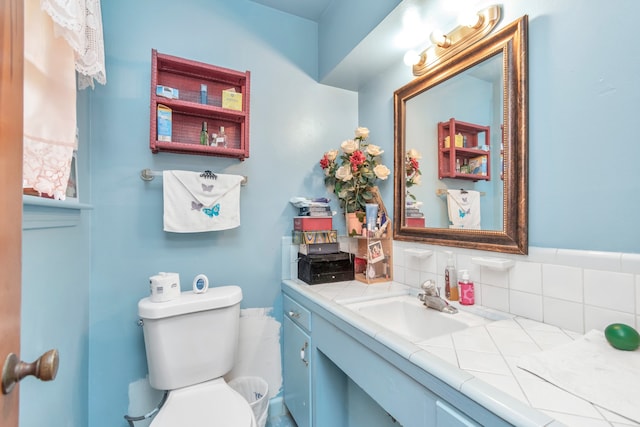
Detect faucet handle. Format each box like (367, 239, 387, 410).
(420, 280, 438, 296)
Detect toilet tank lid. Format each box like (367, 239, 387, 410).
(138, 286, 242, 319)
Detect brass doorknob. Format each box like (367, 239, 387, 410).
(2, 349, 59, 395)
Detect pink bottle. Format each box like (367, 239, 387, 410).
(458, 270, 475, 305)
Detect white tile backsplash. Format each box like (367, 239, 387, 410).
(637, 276, 640, 316)
(621, 253, 640, 274)
(542, 297, 584, 333)
(390, 242, 640, 334)
(583, 269, 635, 313)
(510, 290, 543, 322)
(583, 306, 636, 332)
(481, 284, 509, 312)
(510, 261, 542, 294)
(542, 264, 583, 303)
(283, 237, 640, 334)
(479, 267, 509, 288)
(556, 249, 622, 271)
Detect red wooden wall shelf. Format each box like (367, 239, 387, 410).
(150, 49, 251, 160)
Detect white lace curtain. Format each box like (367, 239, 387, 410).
(23, 0, 106, 200)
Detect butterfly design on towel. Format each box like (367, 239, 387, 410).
(458, 208, 471, 218)
(191, 201, 204, 210)
(203, 204, 221, 217)
(202, 183, 214, 192)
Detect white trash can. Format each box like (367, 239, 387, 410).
(229, 376, 269, 427)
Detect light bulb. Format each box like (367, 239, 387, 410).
(429, 30, 450, 48)
(403, 50, 421, 66)
(459, 11, 483, 28)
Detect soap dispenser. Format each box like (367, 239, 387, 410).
(458, 270, 474, 305)
(444, 251, 457, 300)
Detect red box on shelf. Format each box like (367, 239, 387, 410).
(406, 217, 425, 227)
(293, 216, 332, 231)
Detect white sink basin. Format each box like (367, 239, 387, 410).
(345, 294, 492, 342)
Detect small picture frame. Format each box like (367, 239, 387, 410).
(367, 240, 385, 263)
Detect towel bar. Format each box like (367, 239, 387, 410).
(140, 168, 248, 185)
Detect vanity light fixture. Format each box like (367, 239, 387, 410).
(429, 30, 451, 48)
(411, 4, 501, 76)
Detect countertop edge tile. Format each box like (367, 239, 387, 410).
(409, 349, 474, 391)
(461, 377, 557, 427)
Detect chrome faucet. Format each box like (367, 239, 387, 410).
(417, 280, 458, 314)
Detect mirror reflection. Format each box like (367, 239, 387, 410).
(404, 52, 504, 231)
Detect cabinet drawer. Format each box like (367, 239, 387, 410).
(283, 294, 311, 331)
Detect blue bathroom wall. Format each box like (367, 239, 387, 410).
(88, 0, 357, 425)
(318, 0, 401, 82)
(20, 90, 92, 427)
(21, 213, 91, 427)
(359, 0, 640, 254)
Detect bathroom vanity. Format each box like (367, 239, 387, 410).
(281, 280, 546, 427)
(282, 279, 638, 427)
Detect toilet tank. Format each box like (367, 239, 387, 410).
(138, 286, 243, 390)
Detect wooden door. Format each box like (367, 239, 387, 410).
(0, 0, 24, 425)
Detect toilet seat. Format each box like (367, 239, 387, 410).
(150, 378, 256, 427)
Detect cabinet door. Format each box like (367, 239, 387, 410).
(283, 316, 311, 427)
(436, 400, 481, 427)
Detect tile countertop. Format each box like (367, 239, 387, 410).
(282, 279, 640, 427)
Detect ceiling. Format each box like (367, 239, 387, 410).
(247, 0, 334, 22)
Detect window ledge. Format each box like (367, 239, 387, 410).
(23, 195, 92, 229)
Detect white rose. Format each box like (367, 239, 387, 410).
(366, 144, 384, 157)
(335, 165, 354, 182)
(412, 174, 421, 185)
(326, 149, 339, 161)
(341, 139, 358, 154)
(355, 127, 370, 139)
(407, 148, 422, 160)
(373, 164, 390, 180)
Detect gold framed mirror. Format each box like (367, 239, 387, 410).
(393, 16, 528, 254)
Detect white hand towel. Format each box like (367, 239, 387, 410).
(446, 189, 481, 229)
(517, 330, 640, 423)
(163, 171, 244, 233)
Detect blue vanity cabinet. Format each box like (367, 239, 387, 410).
(283, 294, 312, 427)
(282, 282, 516, 427)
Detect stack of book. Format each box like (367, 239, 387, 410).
(405, 201, 425, 227)
(292, 218, 339, 255)
(297, 205, 332, 217)
(290, 196, 340, 256)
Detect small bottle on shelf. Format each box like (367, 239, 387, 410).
(200, 121, 208, 145)
(215, 126, 227, 148)
(461, 158, 469, 174)
(200, 84, 208, 104)
(210, 129, 218, 146)
(455, 158, 461, 173)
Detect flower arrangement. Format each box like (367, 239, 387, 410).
(319, 127, 391, 213)
(405, 148, 422, 201)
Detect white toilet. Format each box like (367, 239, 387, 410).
(138, 286, 256, 426)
